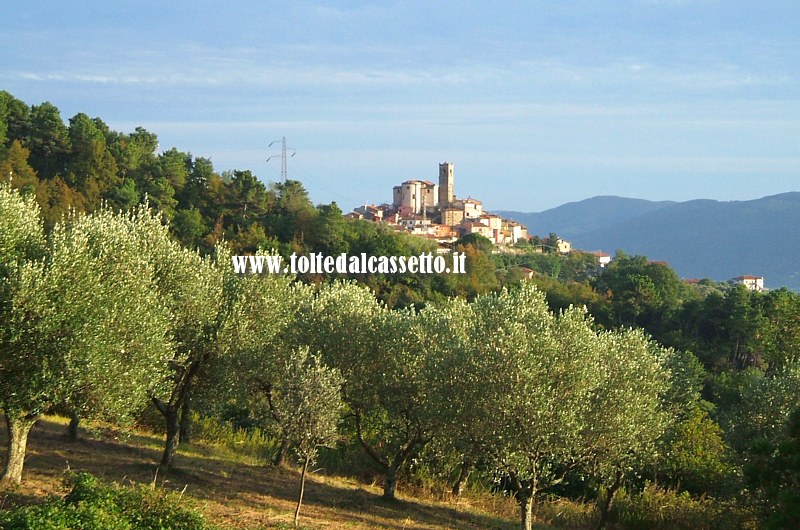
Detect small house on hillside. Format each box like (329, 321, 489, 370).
(733, 275, 765, 292)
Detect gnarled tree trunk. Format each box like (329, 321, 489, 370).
(178, 384, 191, 444)
(153, 354, 206, 469)
(353, 410, 428, 501)
(274, 438, 289, 466)
(66, 410, 80, 442)
(153, 398, 180, 469)
(595, 469, 624, 530)
(519, 491, 534, 530)
(452, 457, 473, 497)
(509, 471, 538, 530)
(384, 467, 398, 499)
(1, 413, 38, 486)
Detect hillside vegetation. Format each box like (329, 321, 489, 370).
(1, 91, 799, 529)
(500, 193, 800, 289)
(0, 416, 531, 529)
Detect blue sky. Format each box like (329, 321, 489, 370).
(3, 1, 799, 212)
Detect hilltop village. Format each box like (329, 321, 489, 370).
(346, 162, 530, 249)
(345, 163, 768, 291)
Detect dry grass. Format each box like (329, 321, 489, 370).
(0, 416, 552, 529)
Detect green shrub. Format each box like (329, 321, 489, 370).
(610, 484, 750, 530)
(0, 473, 216, 530)
(189, 412, 276, 465)
(533, 494, 596, 528)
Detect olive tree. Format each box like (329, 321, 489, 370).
(268, 347, 343, 528)
(416, 297, 481, 497)
(296, 281, 439, 500)
(429, 285, 578, 528)
(135, 217, 226, 469)
(431, 283, 672, 530)
(581, 329, 672, 529)
(0, 186, 172, 484)
(483, 295, 596, 530)
(216, 267, 312, 465)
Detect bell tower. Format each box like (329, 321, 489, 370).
(438, 162, 454, 207)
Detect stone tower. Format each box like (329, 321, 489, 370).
(438, 162, 454, 207)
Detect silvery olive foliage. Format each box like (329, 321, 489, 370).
(426, 283, 674, 530)
(294, 281, 438, 499)
(218, 260, 311, 400)
(128, 205, 226, 468)
(270, 346, 344, 464)
(213, 261, 312, 460)
(582, 329, 672, 478)
(0, 186, 175, 483)
(43, 207, 174, 422)
(0, 185, 45, 279)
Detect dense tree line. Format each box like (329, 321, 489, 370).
(0, 91, 507, 309)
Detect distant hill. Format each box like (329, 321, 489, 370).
(497, 196, 676, 239)
(498, 193, 800, 290)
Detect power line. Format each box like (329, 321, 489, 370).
(267, 136, 295, 181)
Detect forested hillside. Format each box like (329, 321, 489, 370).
(2, 91, 800, 530)
(497, 196, 676, 239)
(501, 193, 800, 290)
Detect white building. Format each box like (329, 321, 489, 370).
(590, 251, 612, 267)
(733, 275, 765, 292)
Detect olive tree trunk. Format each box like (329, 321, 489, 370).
(153, 398, 180, 469)
(274, 438, 289, 466)
(294, 455, 311, 528)
(353, 410, 427, 501)
(178, 388, 191, 444)
(509, 471, 538, 530)
(384, 467, 399, 499)
(66, 410, 80, 442)
(451, 458, 473, 497)
(595, 470, 624, 530)
(519, 492, 534, 530)
(1, 414, 38, 485)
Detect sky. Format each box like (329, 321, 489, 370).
(2, 1, 799, 213)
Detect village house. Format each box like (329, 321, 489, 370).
(353, 204, 385, 222)
(460, 220, 494, 240)
(733, 275, 766, 292)
(516, 266, 535, 280)
(503, 220, 527, 244)
(590, 251, 612, 267)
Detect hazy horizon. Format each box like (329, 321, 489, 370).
(4, 1, 799, 212)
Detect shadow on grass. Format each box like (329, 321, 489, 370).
(0, 416, 527, 529)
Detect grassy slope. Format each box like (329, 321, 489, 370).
(0, 416, 548, 530)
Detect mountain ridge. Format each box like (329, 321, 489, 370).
(497, 192, 800, 290)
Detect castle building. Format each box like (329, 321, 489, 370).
(392, 180, 438, 214)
